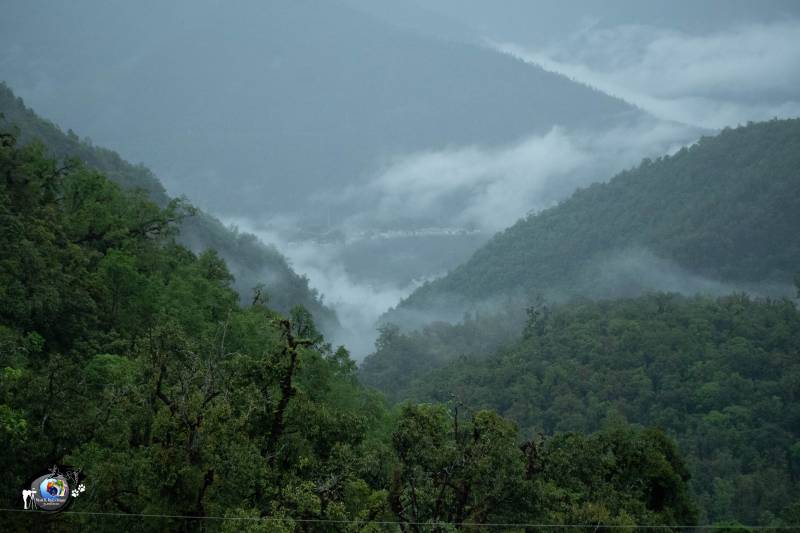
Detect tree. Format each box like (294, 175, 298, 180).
(389, 404, 531, 531)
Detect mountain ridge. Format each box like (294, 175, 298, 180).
(391, 118, 800, 324)
(0, 0, 643, 221)
(0, 82, 338, 330)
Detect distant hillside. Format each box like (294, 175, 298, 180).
(367, 293, 800, 525)
(363, 118, 800, 525)
(0, 82, 337, 330)
(394, 118, 800, 321)
(0, 0, 639, 221)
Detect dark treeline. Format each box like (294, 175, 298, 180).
(0, 133, 701, 530)
(362, 293, 800, 526)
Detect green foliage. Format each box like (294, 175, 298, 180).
(386, 404, 696, 530)
(368, 293, 800, 525)
(389, 404, 529, 529)
(399, 119, 800, 315)
(0, 135, 379, 530)
(0, 82, 337, 331)
(371, 119, 800, 526)
(0, 135, 699, 530)
(362, 308, 526, 401)
(539, 426, 696, 526)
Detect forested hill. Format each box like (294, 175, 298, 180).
(1, 130, 701, 529)
(395, 119, 800, 319)
(367, 292, 800, 525)
(0, 83, 337, 330)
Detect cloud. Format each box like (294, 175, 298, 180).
(222, 20, 800, 351)
(232, 119, 697, 354)
(221, 215, 432, 360)
(493, 20, 800, 129)
(339, 118, 696, 233)
(571, 247, 797, 303)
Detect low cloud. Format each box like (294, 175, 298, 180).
(574, 248, 794, 300)
(338, 118, 696, 233)
(218, 18, 800, 353)
(493, 20, 800, 129)
(387, 247, 796, 337)
(221, 215, 431, 360)
(227, 118, 698, 357)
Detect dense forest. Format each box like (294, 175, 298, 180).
(1, 127, 709, 530)
(0, 16, 800, 533)
(364, 293, 800, 525)
(393, 119, 800, 322)
(361, 119, 800, 527)
(2, 0, 799, 529)
(0, 83, 337, 332)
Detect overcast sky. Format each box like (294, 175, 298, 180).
(494, 19, 800, 129)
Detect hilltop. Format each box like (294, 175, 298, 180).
(0, 82, 337, 330)
(394, 118, 800, 322)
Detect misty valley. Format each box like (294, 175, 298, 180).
(1, 1, 800, 531)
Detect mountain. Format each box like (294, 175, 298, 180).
(365, 292, 800, 525)
(0, 118, 699, 530)
(392, 118, 800, 323)
(0, 82, 337, 330)
(361, 117, 800, 525)
(0, 0, 640, 222)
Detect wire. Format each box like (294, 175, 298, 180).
(0, 508, 797, 530)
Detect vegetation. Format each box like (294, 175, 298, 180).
(0, 82, 337, 331)
(362, 119, 800, 527)
(364, 293, 800, 526)
(0, 132, 700, 530)
(3, 73, 798, 530)
(395, 119, 800, 318)
(362, 306, 527, 402)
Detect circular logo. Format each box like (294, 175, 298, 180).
(31, 474, 70, 512)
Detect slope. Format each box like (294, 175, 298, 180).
(0, 129, 700, 530)
(0, 82, 337, 330)
(396, 118, 800, 320)
(0, 0, 640, 221)
(368, 292, 800, 525)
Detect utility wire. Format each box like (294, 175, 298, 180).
(0, 508, 797, 530)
